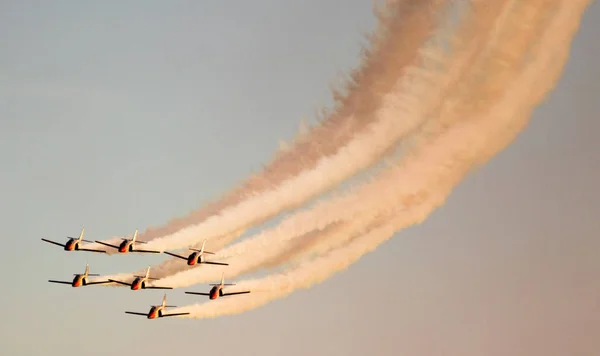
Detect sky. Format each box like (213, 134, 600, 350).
(0, 1, 598, 355)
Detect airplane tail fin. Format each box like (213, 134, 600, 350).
(85, 263, 89, 276)
(79, 227, 85, 241)
(210, 272, 236, 286)
(200, 240, 206, 254)
(145, 266, 150, 279)
(132, 229, 138, 242)
(162, 294, 167, 308)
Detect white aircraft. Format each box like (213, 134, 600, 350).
(125, 294, 190, 319)
(108, 266, 172, 290)
(163, 240, 228, 266)
(41, 228, 105, 253)
(95, 229, 160, 254)
(48, 264, 111, 287)
(185, 272, 250, 300)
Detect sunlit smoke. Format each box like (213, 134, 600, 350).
(165, 0, 591, 318)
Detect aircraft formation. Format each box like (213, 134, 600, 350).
(42, 228, 251, 320)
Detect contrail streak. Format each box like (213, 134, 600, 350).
(88, 0, 452, 257)
(139, 0, 459, 253)
(86, 0, 448, 254)
(166, 0, 591, 318)
(108, 0, 523, 283)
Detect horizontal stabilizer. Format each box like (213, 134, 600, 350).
(133, 276, 160, 280)
(189, 248, 215, 254)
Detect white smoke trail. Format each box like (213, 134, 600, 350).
(108, 0, 522, 283)
(167, 0, 591, 318)
(135, 0, 475, 253)
(83, 0, 449, 255)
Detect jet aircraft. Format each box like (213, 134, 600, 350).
(41, 228, 106, 253)
(125, 294, 189, 319)
(94, 229, 160, 254)
(48, 264, 111, 287)
(108, 266, 172, 290)
(163, 240, 228, 266)
(185, 272, 250, 300)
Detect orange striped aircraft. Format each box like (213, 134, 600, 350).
(185, 272, 250, 300)
(108, 266, 172, 290)
(41, 228, 106, 253)
(48, 264, 111, 287)
(125, 294, 189, 319)
(164, 240, 228, 266)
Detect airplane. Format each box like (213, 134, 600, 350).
(125, 294, 190, 319)
(163, 240, 228, 266)
(108, 266, 173, 290)
(41, 227, 106, 253)
(48, 263, 111, 287)
(94, 229, 160, 254)
(185, 272, 250, 300)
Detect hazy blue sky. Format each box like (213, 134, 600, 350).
(1, 1, 598, 355)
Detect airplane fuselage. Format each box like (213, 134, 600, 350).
(209, 286, 223, 300)
(64, 239, 78, 251)
(71, 274, 87, 287)
(187, 252, 204, 265)
(118, 240, 134, 253)
(131, 277, 146, 290)
(147, 306, 162, 319)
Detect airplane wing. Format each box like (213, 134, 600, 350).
(41, 238, 65, 248)
(222, 291, 251, 297)
(94, 241, 120, 249)
(125, 311, 148, 317)
(203, 261, 229, 266)
(85, 280, 112, 285)
(145, 286, 173, 290)
(77, 248, 107, 253)
(131, 249, 161, 254)
(184, 291, 210, 296)
(48, 280, 71, 285)
(161, 312, 190, 317)
(108, 279, 132, 286)
(163, 251, 188, 260)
